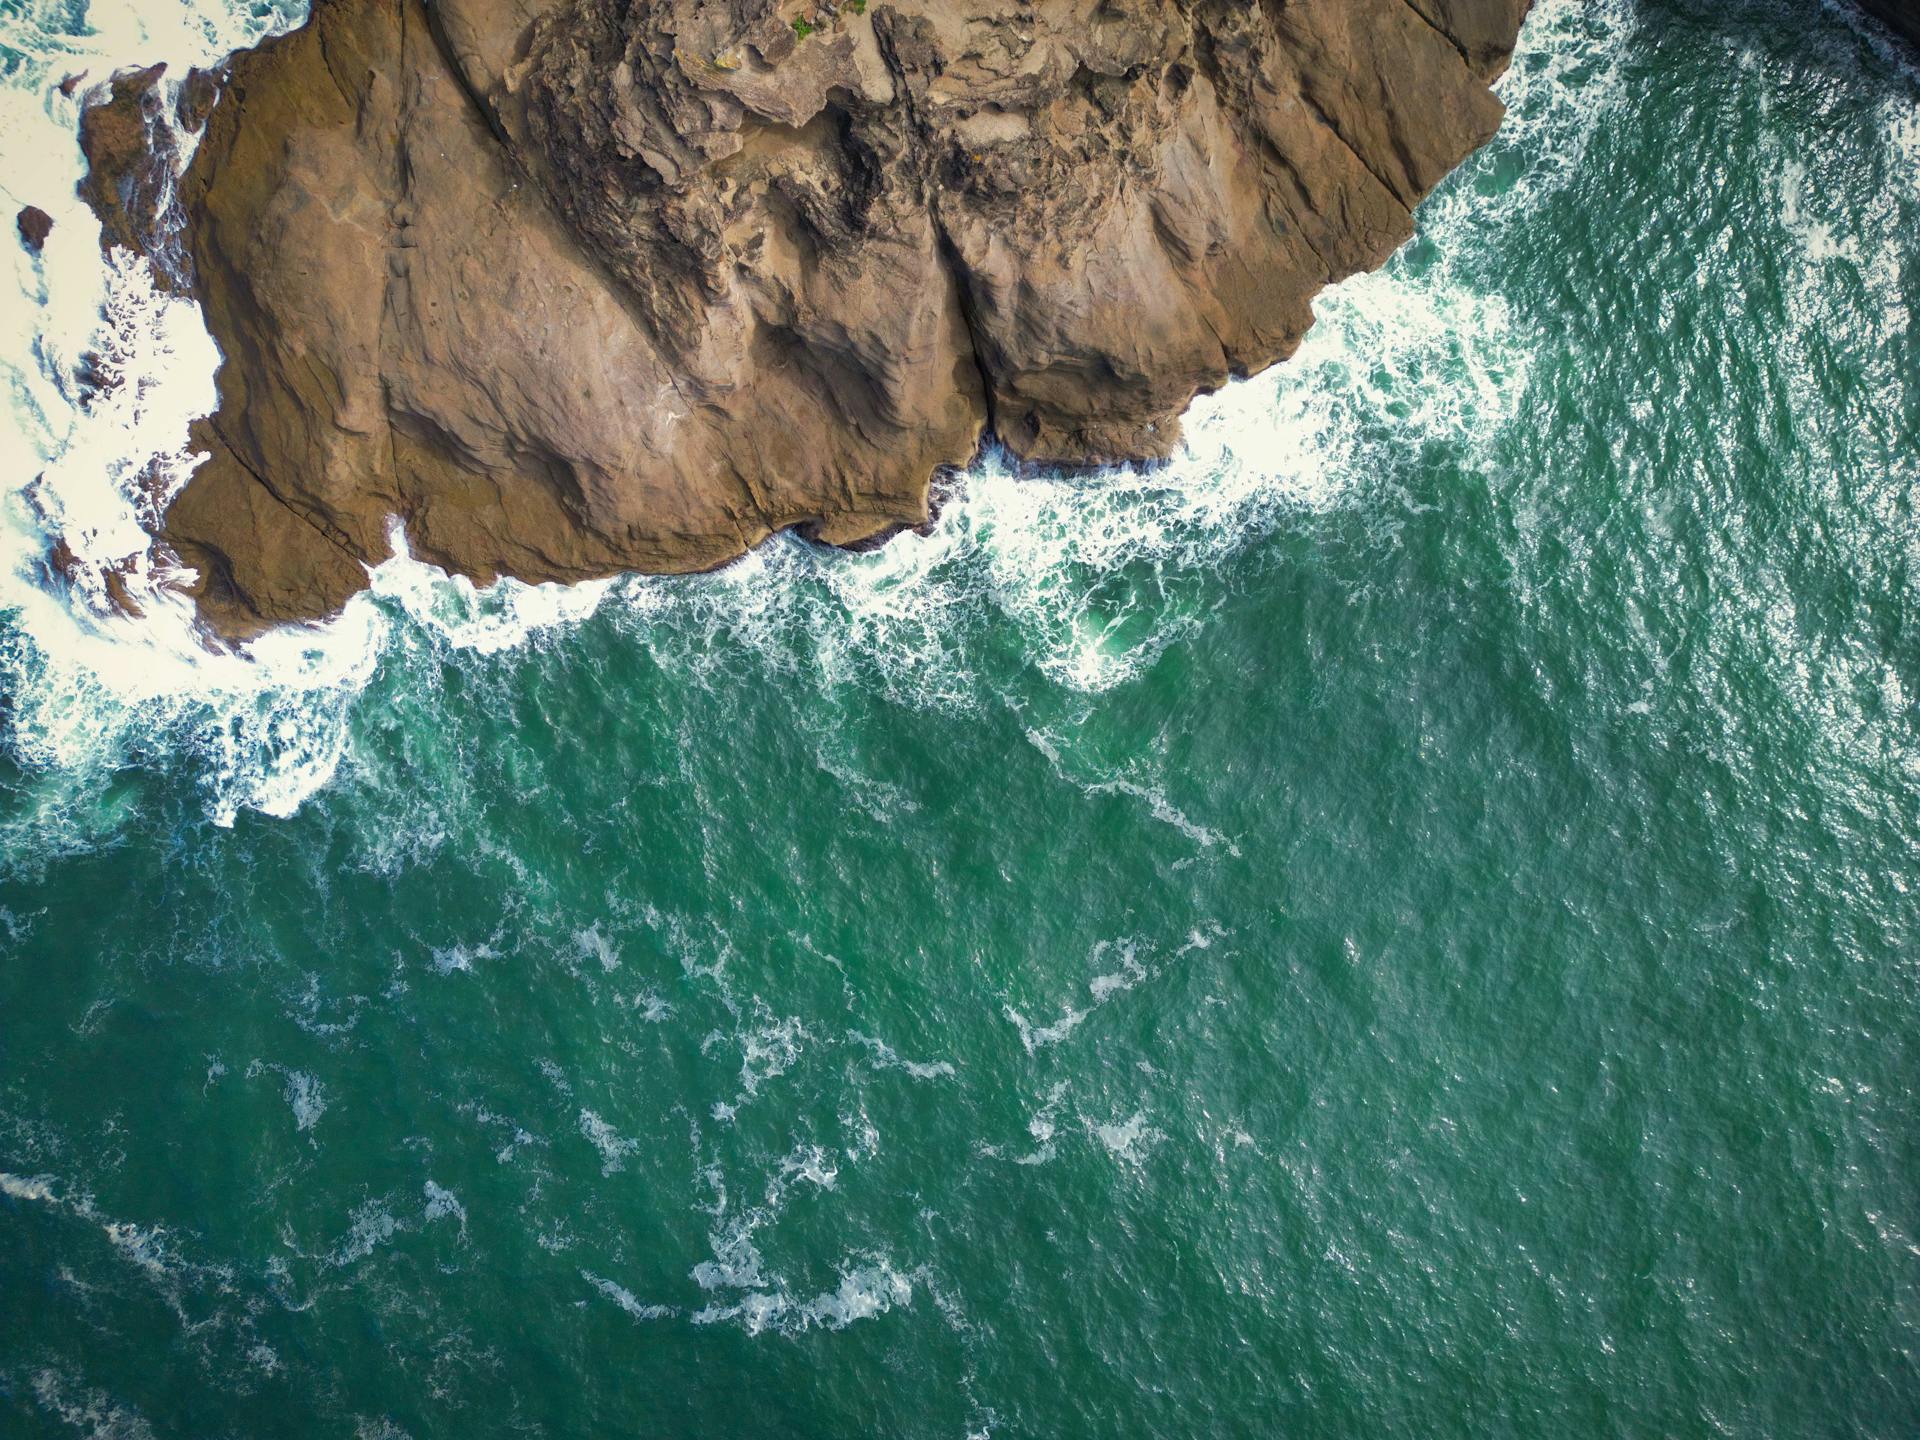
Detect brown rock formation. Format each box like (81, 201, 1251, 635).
(174, 67, 222, 134)
(77, 64, 194, 294)
(17, 205, 52, 252)
(82, 0, 1530, 637)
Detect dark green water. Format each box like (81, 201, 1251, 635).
(2, 2, 1917, 1435)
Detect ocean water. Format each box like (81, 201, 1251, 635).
(1, 1, 1916, 1435)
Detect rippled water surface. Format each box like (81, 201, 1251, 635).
(1, 2, 1916, 1436)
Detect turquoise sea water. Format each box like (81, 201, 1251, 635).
(2, 2, 1918, 1435)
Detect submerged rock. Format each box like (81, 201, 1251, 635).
(80, 0, 1531, 637)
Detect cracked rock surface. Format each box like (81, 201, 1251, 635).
(85, 0, 1530, 635)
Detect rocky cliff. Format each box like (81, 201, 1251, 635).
(82, 0, 1531, 637)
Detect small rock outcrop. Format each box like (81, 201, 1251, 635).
(17, 206, 52, 252)
(81, 0, 1532, 637)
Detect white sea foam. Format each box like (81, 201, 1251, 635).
(581, 1270, 674, 1320)
(710, 1006, 810, 1121)
(326, 1198, 401, 1267)
(849, 1030, 956, 1081)
(1765, 67, 1917, 343)
(0, 0, 1625, 827)
(1778, 157, 1855, 268)
(0, 1, 369, 833)
(1025, 726, 1239, 853)
(841, 1102, 882, 1160)
(691, 1220, 770, 1295)
(430, 932, 502, 976)
(600, 227, 1533, 710)
(0, 252, 386, 830)
(573, 924, 621, 973)
(285, 973, 366, 1039)
(682, 1126, 914, 1335)
(0, 1170, 58, 1203)
(243, 1060, 328, 1133)
(285, 1071, 327, 1131)
(1004, 935, 1177, 1054)
(1010, 1081, 1071, 1166)
(792, 1260, 914, 1329)
(422, 1180, 467, 1231)
(0, 1161, 247, 1336)
(101, 1219, 179, 1282)
(367, 521, 616, 656)
(461, 1102, 546, 1166)
(577, 1109, 638, 1176)
(1003, 1002, 1088, 1056)
(28, 1371, 159, 1440)
(691, 1255, 914, 1336)
(0, 63, 607, 831)
(1092, 1110, 1164, 1168)
(1464, 0, 1636, 222)
(1087, 939, 1149, 1003)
